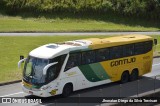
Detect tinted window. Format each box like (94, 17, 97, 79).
(65, 53, 81, 71)
(47, 64, 58, 82)
(82, 51, 95, 64)
(96, 48, 109, 61)
(47, 54, 66, 82)
(134, 42, 144, 55)
(110, 46, 123, 59)
(123, 44, 134, 57)
(144, 41, 153, 53)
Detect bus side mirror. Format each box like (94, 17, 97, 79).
(20, 55, 24, 60)
(154, 39, 157, 45)
(18, 58, 27, 68)
(43, 62, 58, 75)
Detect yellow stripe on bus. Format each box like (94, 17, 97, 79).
(22, 80, 32, 88)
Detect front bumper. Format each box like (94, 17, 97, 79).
(22, 85, 52, 97)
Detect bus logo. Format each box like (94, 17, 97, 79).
(110, 57, 136, 67)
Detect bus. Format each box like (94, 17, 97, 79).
(18, 34, 157, 97)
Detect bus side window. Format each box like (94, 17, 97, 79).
(134, 42, 144, 55)
(65, 53, 81, 71)
(47, 64, 58, 82)
(96, 48, 109, 62)
(47, 54, 67, 82)
(144, 41, 153, 53)
(82, 51, 95, 65)
(110, 46, 123, 59)
(123, 44, 134, 57)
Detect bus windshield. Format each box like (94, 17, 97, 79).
(24, 56, 61, 85)
(23, 55, 66, 86)
(23, 57, 49, 85)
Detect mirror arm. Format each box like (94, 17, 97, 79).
(18, 58, 27, 68)
(43, 62, 58, 75)
(154, 39, 157, 45)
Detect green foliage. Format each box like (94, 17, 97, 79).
(1, 0, 160, 20)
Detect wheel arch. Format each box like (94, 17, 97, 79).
(120, 70, 130, 83)
(64, 82, 73, 90)
(123, 70, 130, 74)
(132, 68, 139, 75)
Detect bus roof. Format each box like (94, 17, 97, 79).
(85, 34, 153, 49)
(29, 34, 153, 59)
(86, 34, 152, 44)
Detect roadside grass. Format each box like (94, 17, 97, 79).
(0, 14, 160, 32)
(0, 35, 108, 83)
(0, 35, 159, 83)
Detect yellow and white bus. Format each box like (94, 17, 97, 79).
(18, 34, 156, 97)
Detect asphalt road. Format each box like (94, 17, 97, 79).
(0, 58, 160, 106)
(0, 32, 160, 36)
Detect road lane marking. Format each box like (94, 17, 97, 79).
(0, 92, 24, 97)
(152, 63, 160, 67)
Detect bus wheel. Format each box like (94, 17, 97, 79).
(130, 69, 139, 81)
(62, 84, 73, 97)
(121, 71, 129, 83)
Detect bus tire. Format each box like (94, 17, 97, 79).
(120, 71, 129, 83)
(130, 69, 139, 81)
(62, 83, 73, 97)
